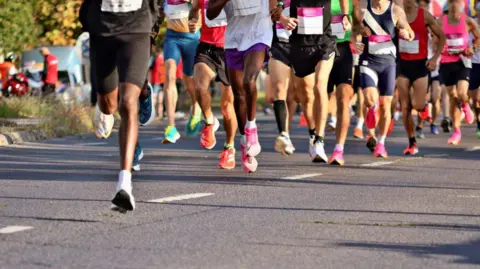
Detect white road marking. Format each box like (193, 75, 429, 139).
(455, 195, 480, 198)
(424, 153, 450, 158)
(147, 193, 214, 203)
(360, 161, 394, 167)
(0, 225, 34, 234)
(282, 173, 322, 180)
(465, 146, 480, 152)
(75, 142, 108, 146)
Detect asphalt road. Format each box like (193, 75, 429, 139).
(1, 114, 480, 269)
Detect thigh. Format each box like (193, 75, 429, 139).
(244, 48, 267, 79)
(179, 37, 200, 77)
(164, 37, 181, 65)
(194, 62, 216, 89)
(90, 35, 119, 95)
(314, 53, 335, 90)
(360, 65, 379, 90)
(378, 64, 396, 97)
(116, 34, 150, 90)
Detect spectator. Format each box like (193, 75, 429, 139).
(0, 53, 18, 81)
(150, 48, 166, 118)
(40, 47, 58, 96)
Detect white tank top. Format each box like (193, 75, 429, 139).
(223, 0, 273, 51)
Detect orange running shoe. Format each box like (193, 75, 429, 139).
(218, 148, 236, 169)
(403, 143, 419, 156)
(353, 127, 364, 139)
(200, 118, 220, 149)
(419, 105, 430, 121)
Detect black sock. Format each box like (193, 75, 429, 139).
(314, 135, 324, 144)
(309, 128, 316, 138)
(273, 100, 287, 134)
(415, 126, 422, 131)
(409, 136, 416, 146)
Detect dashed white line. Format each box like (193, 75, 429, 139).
(75, 142, 108, 146)
(424, 153, 450, 158)
(360, 161, 394, 167)
(0, 225, 34, 234)
(146, 193, 214, 203)
(282, 173, 322, 180)
(465, 146, 480, 152)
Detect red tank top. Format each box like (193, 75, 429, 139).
(399, 8, 428, 60)
(199, 0, 226, 48)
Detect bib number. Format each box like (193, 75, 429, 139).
(297, 7, 323, 35)
(276, 7, 291, 42)
(231, 0, 261, 16)
(331, 15, 345, 39)
(166, 0, 189, 19)
(446, 34, 464, 54)
(368, 34, 394, 55)
(399, 36, 419, 54)
(101, 0, 142, 13)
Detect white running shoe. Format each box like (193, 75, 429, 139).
(274, 132, 295, 156)
(311, 141, 328, 163)
(94, 105, 114, 139)
(111, 171, 135, 211)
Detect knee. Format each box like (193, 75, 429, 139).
(242, 74, 258, 92)
(119, 95, 138, 116)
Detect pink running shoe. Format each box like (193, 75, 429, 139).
(329, 149, 345, 166)
(447, 129, 461, 145)
(244, 127, 261, 157)
(241, 139, 258, 173)
(373, 143, 388, 158)
(366, 107, 378, 129)
(462, 103, 474, 124)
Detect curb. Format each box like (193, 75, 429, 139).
(0, 130, 48, 147)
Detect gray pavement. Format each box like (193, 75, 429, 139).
(1, 114, 479, 269)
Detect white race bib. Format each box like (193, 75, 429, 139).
(446, 34, 464, 54)
(399, 36, 419, 54)
(297, 7, 323, 35)
(231, 0, 261, 16)
(276, 7, 291, 42)
(331, 15, 345, 39)
(204, 0, 227, 28)
(166, 0, 190, 20)
(101, 0, 142, 13)
(368, 34, 395, 55)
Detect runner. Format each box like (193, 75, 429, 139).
(352, 34, 366, 139)
(439, 0, 480, 145)
(328, 0, 355, 165)
(188, 0, 238, 169)
(162, 0, 201, 143)
(397, 0, 445, 155)
(285, 0, 351, 163)
(80, 0, 159, 211)
(357, 0, 414, 158)
(207, 0, 274, 173)
(469, 3, 480, 139)
(270, 0, 296, 156)
(150, 47, 166, 119)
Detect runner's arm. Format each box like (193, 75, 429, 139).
(188, 0, 200, 21)
(467, 17, 480, 50)
(206, 0, 229, 20)
(425, 9, 445, 61)
(393, 4, 414, 41)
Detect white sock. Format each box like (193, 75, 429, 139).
(117, 170, 132, 192)
(334, 144, 344, 151)
(356, 118, 364, 129)
(378, 135, 386, 144)
(246, 119, 257, 129)
(330, 116, 337, 124)
(205, 114, 214, 125)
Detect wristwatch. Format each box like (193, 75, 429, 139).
(277, 1, 285, 8)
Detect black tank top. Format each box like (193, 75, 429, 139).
(289, 0, 332, 45)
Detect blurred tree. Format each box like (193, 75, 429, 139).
(0, 0, 39, 55)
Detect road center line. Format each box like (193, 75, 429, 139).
(360, 161, 394, 167)
(147, 193, 214, 203)
(0, 225, 34, 234)
(465, 146, 480, 152)
(282, 173, 322, 180)
(75, 142, 108, 146)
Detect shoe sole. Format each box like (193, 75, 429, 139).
(242, 156, 258, 173)
(274, 138, 293, 156)
(374, 154, 388, 159)
(162, 133, 181, 144)
(329, 159, 344, 166)
(111, 190, 135, 211)
(218, 164, 235, 170)
(312, 155, 328, 163)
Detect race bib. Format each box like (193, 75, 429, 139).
(166, 0, 190, 19)
(331, 15, 345, 39)
(276, 7, 291, 42)
(399, 35, 419, 54)
(204, 0, 227, 28)
(101, 0, 142, 13)
(231, 0, 261, 16)
(297, 7, 323, 35)
(368, 34, 394, 55)
(446, 34, 464, 54)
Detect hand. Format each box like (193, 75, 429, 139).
(188, 18, 198, 33)
(355, 42, 365, 54)
(426, 57, 437, 71)
(342, 15, 351, 32)
(280, 16, 298, 31)
(464, 47, 475, 57)
(359, 24, 371, 37)
(399, 29, 414, 41)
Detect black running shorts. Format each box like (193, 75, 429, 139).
(398, 59, 429, 83)
(290, 35, 337, 78)
(270, 41, 291, 67)
(469, 63, 480, 90)
(90, 33, 150, 95)
(328, 41, 354, 93)
(439, 60, 471, 87)
(195, 42, 230, 86)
